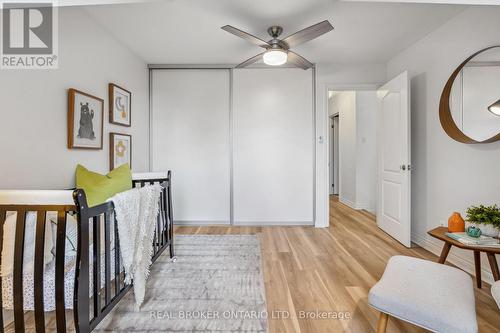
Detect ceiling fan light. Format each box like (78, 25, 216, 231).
(488, 99, 500, 116)
(263, 50, 287, 66)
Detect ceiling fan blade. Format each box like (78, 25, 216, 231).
(221, 25, 270, 48)
(287, 51, 313, 70)
(235, 52, 265, 68)
(282, 20, 334, 48)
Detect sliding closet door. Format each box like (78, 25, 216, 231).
(151, 69, 230, 224)
(233, 69, 314, 225)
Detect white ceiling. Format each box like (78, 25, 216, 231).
(344, 0, 500, 4)
(84, 0, 466, 65)
(4, 0, 154, 6)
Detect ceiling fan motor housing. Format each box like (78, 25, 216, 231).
(267, 26, 289, 50)
(267, 26, 283, 38)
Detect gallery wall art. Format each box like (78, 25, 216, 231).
(110, 132, 132, 169)
(109, 83, 131, 127)
(67, 88, 104, 149)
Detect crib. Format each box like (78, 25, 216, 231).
(0, 171, 175, 332)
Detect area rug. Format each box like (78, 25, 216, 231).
(95, 235, 268, 332)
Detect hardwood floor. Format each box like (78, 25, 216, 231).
(176, 196, 500, 333)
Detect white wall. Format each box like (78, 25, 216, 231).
(0, 7, 149, 190)
(356, 91, 378, 213)
(315, 63, 386, 227)
(335, 92, 357, 207)
(387, 6, 500, 283)
(317, 64, 387, 86)
(329, 91, 378, 212)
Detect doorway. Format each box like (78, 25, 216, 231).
(324, 74, 411, 248)
(329, 115, 339, 196)
(327, 89, 378, 214)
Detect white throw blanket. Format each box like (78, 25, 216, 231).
(109, 184, 162, 308)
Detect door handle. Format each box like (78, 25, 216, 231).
(400, 164, 412, 171)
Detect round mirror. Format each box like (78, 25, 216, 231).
(440, 46, 500, 143)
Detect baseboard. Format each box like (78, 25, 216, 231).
(339, 198, 357, 209)
(339, 198, 374, 212)
(174, 220, 230, 226)
(174, 220, 314, 226)
(354, 202, 374, 211)
(411, 231, 494, 285)
(233, 221, 314, 226)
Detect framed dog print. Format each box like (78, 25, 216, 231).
(109, 83, 131, 127)
(110, 133, 132, 170)
(68, 88, 104, 149)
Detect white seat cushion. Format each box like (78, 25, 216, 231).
(368, 255, 477, 333)
(492, 281, 500, 309)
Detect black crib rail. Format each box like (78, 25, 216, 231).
(0, 205, 76, 333)
(0, 172, 174, 333)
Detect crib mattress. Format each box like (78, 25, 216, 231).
(2, 248, 119, 312)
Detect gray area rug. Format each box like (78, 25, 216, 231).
(95, 235, 268, 332)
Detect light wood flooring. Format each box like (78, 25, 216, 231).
(176, 196, 500, 333)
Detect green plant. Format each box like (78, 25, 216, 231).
(466, 204, 500, 228)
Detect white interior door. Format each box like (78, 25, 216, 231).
(377, 71, 411, 247)
(151, 69, 230, 224)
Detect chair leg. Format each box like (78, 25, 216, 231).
(377, 312, 389, 333)
(474, 251, 482, 288)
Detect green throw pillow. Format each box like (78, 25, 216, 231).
(75, 164, 132, 207)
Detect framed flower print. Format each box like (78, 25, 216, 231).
(110, 133, 132, 170)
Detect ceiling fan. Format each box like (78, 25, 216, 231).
(221, 20, 334, 70)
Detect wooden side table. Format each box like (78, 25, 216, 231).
(428, 227, 500, 288)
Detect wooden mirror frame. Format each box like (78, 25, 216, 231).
(439, 45, 500, 144)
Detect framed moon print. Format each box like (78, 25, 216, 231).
(109, 83, 131, 127)
(68, 88, 104, 149)
(110, 133, 132, 170)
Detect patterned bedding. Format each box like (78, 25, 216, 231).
(2, 248, 119, 311)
